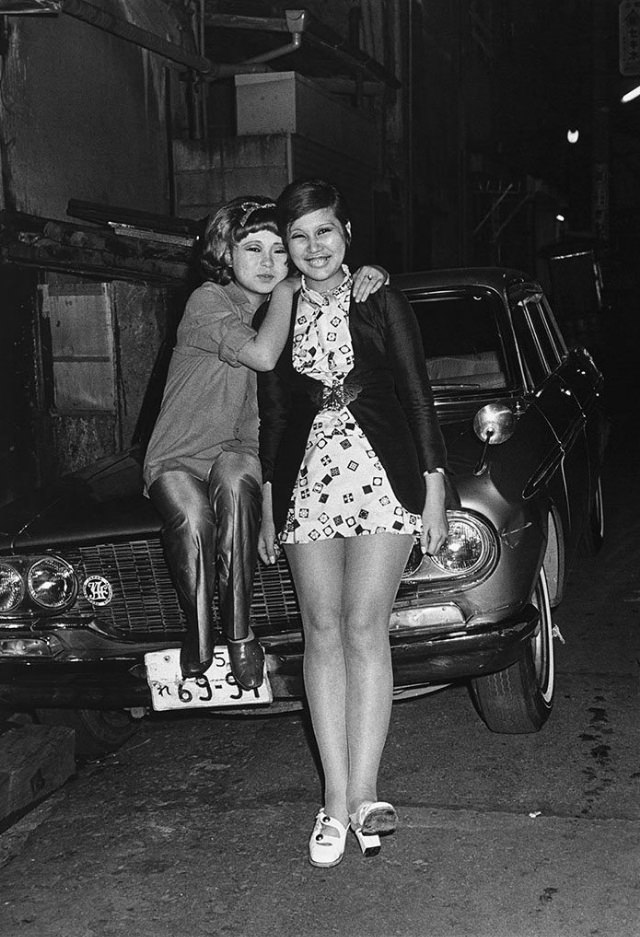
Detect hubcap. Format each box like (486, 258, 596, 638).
(531, 568, 555, 704)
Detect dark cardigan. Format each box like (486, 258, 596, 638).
(255, 285, 453, 533)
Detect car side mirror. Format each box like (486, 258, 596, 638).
(472, 403, 516, 475)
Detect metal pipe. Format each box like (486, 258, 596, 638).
(204, 12, 302, 35)
(243, 32, 302, 65)
(61, 0, 212, 74)
(240, 9, 304, 66)
(206, 9, 400, 89)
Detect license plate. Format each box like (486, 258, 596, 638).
(144, 647, 273, 712)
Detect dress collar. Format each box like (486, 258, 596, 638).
(300, 265, 352, 306)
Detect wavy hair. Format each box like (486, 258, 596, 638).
(199, 196, 279, 283)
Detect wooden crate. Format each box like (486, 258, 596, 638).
(0, 724, 75, 824)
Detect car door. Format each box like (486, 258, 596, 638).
(539, 294, 607, 471)
(509, 289, 590, 551)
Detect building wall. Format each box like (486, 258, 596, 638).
(174, 70, 378, 264)
(0, 0, 516, 495)
(0, 1, 196, 493)
(0, 1, 192, 220)
(174, 136, 291, 219)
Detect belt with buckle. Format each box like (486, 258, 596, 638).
(310, 380, 362, 412)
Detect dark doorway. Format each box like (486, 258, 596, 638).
(0, 266, 44, 505)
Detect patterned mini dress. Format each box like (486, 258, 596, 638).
(279, 268, 422, 545)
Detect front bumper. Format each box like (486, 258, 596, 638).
(0, 604, 540, 710)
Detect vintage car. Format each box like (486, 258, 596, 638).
(0, 268, 607, 755)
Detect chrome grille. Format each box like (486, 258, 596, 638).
(65, 539, 302, 637)
(67, 540, 185, 636)
(252, 560, 302, 633)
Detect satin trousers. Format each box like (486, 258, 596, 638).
(149, 451, 262, 670)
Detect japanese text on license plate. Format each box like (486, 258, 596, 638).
(144, 647, 272, 712)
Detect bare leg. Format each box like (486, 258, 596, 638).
(285, 533, 413, 826)
(284, 539, 349, 825)
(341, 533, 413, 814)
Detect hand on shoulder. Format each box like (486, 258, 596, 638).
(352, 265, 389, 302)
(272, 273, 301, 297)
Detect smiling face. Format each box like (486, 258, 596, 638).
(228, 230, 289, 308)
(286, 207, 350, 292)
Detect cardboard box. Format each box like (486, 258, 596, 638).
(235, 71, 378, 168)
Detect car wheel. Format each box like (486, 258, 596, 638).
(35, 708, 139, 759)
(578, 476, 604, 556)
(470, 567, 555, 733)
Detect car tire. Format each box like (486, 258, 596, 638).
(35, 708, 139, 759)
(578, 476, 604, 556)
(470, 567, 555, 733)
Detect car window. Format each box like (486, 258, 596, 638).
(407, 289, 509, 391)
(524, 299, 563, 371)
(512, 300, 547, 388)
(540, 295, 568, 356)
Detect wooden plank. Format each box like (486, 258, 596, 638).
(0, 725, 75, 824)
(0, 210, 194, 284)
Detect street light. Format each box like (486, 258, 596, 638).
(621, 82, 640, 102)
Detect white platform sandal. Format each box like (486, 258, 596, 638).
(308, 810, 348, 868)
(349, 801, 398, 857)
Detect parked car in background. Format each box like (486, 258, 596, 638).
(0, 268, 607, 755)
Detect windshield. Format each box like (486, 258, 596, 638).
(406, 288, 509, 392)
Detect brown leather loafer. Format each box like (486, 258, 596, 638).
(227, 636, 265, 690)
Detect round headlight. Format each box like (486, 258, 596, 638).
(0, 563, 25, 612)
(431, 516, 493, 574)
(27, 556, 77, 609)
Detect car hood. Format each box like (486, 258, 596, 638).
(0, 449, 161, 553)
(0, 398, 515, 554)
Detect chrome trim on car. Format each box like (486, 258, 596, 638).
(389, 604, 465, 633)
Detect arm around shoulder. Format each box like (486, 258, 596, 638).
(237, 276, 299, 371)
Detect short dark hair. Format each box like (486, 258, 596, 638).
(199, 196, 279, 283)
(276, 179, 351, 247)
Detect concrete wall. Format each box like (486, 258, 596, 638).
(174, 131, 375, 268)
(174, 136, 291, 220)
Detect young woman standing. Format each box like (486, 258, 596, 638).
(257, 180, 453, 866)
